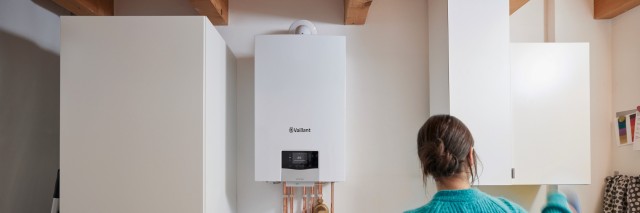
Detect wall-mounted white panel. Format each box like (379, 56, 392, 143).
(448, 0, 512, 186)
(429, 0, 513, 185)
(61, 16, 236, 213)
(511, 43, 591, 185)
(255, 35, 346, 182)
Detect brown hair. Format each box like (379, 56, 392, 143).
(417, 114, 479, 184)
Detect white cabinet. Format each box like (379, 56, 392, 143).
(511, 43, 591, 185)
(60, 17, 237, 213)
(428, 0, 591, 185)
(428, 0, 513, 185)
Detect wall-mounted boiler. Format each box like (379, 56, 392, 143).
(254, 34, 346, 184)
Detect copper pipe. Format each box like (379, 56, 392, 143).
(289, 187, 294, 213)
(283, 183, 288, 213)
(308, 185, 312, 213)
(303, 187, 307, 213)
(316, 182, 322, 212)
(310, 184, 315, 209)
(331, 182, 334, 213)
(318, 182, 323, 208)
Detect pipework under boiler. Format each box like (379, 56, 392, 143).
(282, 182, 334, 213)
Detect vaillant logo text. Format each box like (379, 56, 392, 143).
(289, 127, 312, 133)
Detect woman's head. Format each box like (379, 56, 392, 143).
(417, 114, 479, 184)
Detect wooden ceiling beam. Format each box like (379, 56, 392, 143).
(594, 0, 640, 19)
(510, 0, 529, 15)
(190, 0, 229, 25)
(52, 0, 113, 16)
(345, 0, 372, 25)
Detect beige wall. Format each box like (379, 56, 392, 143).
(611, 5, 640, 175)
(0, 0, 68, 212)
(510, 0, 545, 42)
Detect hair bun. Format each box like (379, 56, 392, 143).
(417, 114, 478, 183)
(421, 139, 461, 178)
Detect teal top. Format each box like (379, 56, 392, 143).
(404, 188, 573, 213)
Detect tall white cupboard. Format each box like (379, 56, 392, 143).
(60, 16, 237, 213)
(428, 0, 591, 185)
(428, 0, 513, 185)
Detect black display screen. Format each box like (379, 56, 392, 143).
(292, 153, 308, 164)
(282, 151, 318, 170)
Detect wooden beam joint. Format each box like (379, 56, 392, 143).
(510, 0, 529, 15)
(52, 0, 113, 16)
(344, 0, 372, 25)
(594, 0, 640, 19)
(191, 0, 229, 25)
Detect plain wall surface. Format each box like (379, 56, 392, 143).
(509, 0, 545, 42)
(611, 5, 640, 174)
(0, 0, 68, 212)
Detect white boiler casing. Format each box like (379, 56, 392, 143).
(254, 35, 346, 183)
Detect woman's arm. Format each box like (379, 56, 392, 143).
(542, 193, 573, 213)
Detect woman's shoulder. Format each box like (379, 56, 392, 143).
(474, 189, 526, 212)
(403, 203, 431, 213)
(467, 189, 526, 212)
(404, 189, 527, 213)
(494, 197, 527, 213)
(403, 199, 525, 213)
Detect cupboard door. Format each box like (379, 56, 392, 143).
(511, 43, 591, 185)
(447, 0, 513, 185)
(60, 17, 237, 213)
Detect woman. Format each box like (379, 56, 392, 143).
(406, 115, 575, 213)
